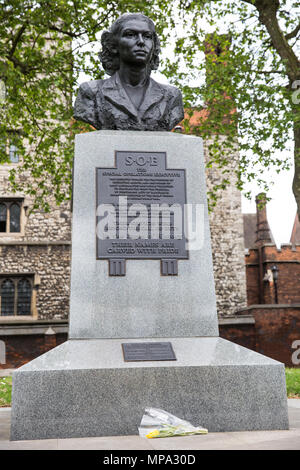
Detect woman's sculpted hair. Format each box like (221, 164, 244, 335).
(99, 13, 161, 76)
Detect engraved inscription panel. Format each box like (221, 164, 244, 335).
(122, 342, 177, 362)
(96, 151, 188, 260)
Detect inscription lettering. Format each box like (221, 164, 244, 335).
(125, 155, 158, 166)
(96, 151, 188, 262)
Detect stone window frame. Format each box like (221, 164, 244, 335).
(0, 274, 39, 320)
(0, 132, 20, 164)
(0, 198, 25, 237)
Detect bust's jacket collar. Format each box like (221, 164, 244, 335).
(101, 72, 165, 119)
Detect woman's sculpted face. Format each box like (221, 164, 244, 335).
(115, 18, 154, 67)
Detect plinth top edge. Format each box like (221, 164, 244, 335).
(75, 130, 201, 140)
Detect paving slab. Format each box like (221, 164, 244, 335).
(0, 369, 14, 377)
(289, 398, 300, 409)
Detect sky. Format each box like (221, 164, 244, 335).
(241, 161, 296, 247)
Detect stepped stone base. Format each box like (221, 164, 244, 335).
(10, 337, 289, 440)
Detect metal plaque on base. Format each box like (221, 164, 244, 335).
(122, 341, 177, 362)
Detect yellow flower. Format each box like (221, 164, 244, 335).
(146, 429, 160, 439)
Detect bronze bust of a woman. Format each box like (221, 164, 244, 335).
(74, 13, 184, 131)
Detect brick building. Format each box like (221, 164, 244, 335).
(0, 156, 70, 367)
(290, 213, 300, 246)
(220, 195, 300, 367)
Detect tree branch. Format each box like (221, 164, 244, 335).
(241, 0, 280, 9)
(7, 56, 35, 74)
(47, 24, 84, 39)
(285, 22, 300, 41)
(252, 69, 285, 74)
(7, 23, 27, 59)
(254, 0, 299, 82)
(47, 8, 115, 39)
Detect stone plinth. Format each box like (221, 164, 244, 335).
(11, 337, 288, 440)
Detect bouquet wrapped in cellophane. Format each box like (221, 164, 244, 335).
(138, 408, 208, 439)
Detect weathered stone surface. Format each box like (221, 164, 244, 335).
(0, 163, 71, 321)
(204, 138, 247, 316)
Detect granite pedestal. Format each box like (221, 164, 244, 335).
(10, 131, 289, 440)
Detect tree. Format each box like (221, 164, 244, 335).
(164, 0, 299, 211)
(1, 0, 299, 213)
(0, 0, 173, 210)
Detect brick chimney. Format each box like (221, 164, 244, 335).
(255, 193, 272, 246)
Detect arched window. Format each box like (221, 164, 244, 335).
(17, 279, 32, 315)
(1, 279, 15, 316)
(10, 203, 21, 232)
(0, 276, 33, 317)
(0, 204, 7, 232)
(0, 200, 22, 234)
(0, 132, 19, 163)
(9, 142, 18, 163)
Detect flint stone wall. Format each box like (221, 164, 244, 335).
(0, 243, 70, 319)
(203, 138, 247, 316)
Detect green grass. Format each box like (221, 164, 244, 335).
(0, 376, 12, 407)
(0, 369, 299, 408)
(286, 368, 300, 398)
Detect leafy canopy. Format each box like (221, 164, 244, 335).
(0, 0, 299, 211)
(0, 0, 173, 210)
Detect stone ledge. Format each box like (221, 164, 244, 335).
(0, 241, 71, 246)
(0, 320, 68, 336)
(237, 304, 300, 312)
(218, 315, 255, 326)
(246, 260, 300, 266)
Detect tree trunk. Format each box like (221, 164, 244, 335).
(252, 0, 300, 212)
